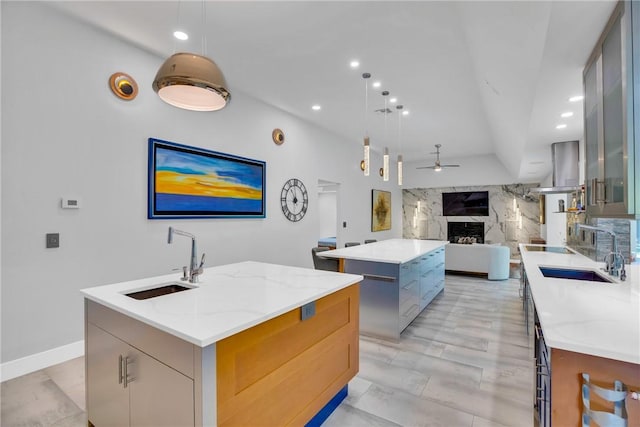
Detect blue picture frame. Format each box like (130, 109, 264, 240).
(148, 138, 266, 219)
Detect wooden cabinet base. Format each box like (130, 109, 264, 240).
(551, 348, 640, 426)
(216, 285, 359, 426)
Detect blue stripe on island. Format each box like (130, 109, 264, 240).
(305, 385, 348, 427)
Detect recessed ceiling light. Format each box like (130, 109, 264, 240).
(350, 60, 360, 69)
(173, 31, 189, 41)
(390, 98, 397, 103)
(372, 81, 381, 88)
(402, 110, 409, 116)
(561, 111, 574, 118)
(569, 95, 584, 102)
(556, 124, 567, 129)
(311, 105, 321, 111)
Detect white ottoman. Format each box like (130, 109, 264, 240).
(445, 243, 510, 281)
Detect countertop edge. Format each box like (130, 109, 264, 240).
(520, 244, 640, 365)
(81, 261, 364, 348)
(319, 239, 448, 264)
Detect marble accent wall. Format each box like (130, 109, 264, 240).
(566, 214, 633, 262)
(403, 184, 541, 256)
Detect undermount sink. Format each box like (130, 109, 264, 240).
(125, 282, 194, 300)
(538, 267, 614, 283)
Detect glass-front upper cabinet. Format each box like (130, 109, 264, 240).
(583, 56, 600, 209)
(583, 1, 638, 218)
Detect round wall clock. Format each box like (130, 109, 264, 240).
(280, 178, 308, 222)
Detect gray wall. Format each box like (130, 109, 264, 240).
(0, 2, 402, 363)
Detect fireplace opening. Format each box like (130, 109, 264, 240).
(447, 222, 484, 244)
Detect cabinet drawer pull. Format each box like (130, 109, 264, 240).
(123, 356, 134, 388)
(402, 280, 417, 290)
(118, 355, 124, 384)
(402, 304, 419, 317)
(363, 273, 396, 282)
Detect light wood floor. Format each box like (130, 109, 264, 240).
(1, 274, 532, 427)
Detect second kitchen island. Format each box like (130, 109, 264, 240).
(320, 239, 448, 340)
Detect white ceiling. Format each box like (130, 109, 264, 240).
(49, 0, 616, 182)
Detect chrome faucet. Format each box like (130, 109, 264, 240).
(575, 224, 626, 280)
(167, 227, 205, 283)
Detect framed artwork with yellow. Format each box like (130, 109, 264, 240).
(371, 189, 391, 232)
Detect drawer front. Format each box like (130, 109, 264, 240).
(399, 259, 420, 287)
(399, 278, 420, 331)
(345, 259, 397, 277)
(86, 299, 194, 379)
(216, 285, 359, 426)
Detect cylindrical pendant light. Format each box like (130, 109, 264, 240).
(397, 105, 404, 186)
(362, 73, 371, 176)
(383, 147, 390, 181)
(153, 53, 230, 111)
(363, 136, 371, 176)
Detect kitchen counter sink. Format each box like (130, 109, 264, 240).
(125, 282, 195, 300)
(538, 266, 614, 283)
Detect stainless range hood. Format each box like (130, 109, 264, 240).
(531, 141, 581, 194)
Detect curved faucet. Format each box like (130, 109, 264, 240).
(575, 224, 626, 280)
(168, 227, 205, 283)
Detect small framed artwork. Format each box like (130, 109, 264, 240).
(148, 138, 266, 219)
(372, 189, 391, 232)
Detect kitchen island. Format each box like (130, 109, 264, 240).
(520, 245, 639, 426)
(320, 239, 448, 340)
(81, 261, 362, 427)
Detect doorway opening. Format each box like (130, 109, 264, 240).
(317, 179, 339, 249)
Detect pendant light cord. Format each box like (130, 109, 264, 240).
(398, 106, 402, 150)
(364, 77, 369, 137)
(201, 0, 207, 57)
(173, 0, 181, 54)
(383, 93, 388, 143)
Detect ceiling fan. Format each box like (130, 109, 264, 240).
(417, 144, 460, 171)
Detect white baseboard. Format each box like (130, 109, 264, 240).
(1, 340, 84, 382)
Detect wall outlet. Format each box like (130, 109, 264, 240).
(46, 233, 60, 248)
(300, 301, 316, 321)
(343, 221, 347, 228)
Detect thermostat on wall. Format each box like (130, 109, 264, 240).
(61, 197, 81, 209)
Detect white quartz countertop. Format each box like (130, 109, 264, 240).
(520, 244, 640, 364)
(81, 261, 363, 348)
(319, 239, 448, 264)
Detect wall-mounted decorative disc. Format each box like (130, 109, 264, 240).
(272, 128, 285, 145)
(109, 72, 138, 100)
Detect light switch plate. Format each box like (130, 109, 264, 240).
(61, 197, 80, 209)
(46, 233, 60, 248)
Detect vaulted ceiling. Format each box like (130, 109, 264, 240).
(49, 1, 617, 182)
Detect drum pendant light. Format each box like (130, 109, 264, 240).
(152, 2, 230, 111)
